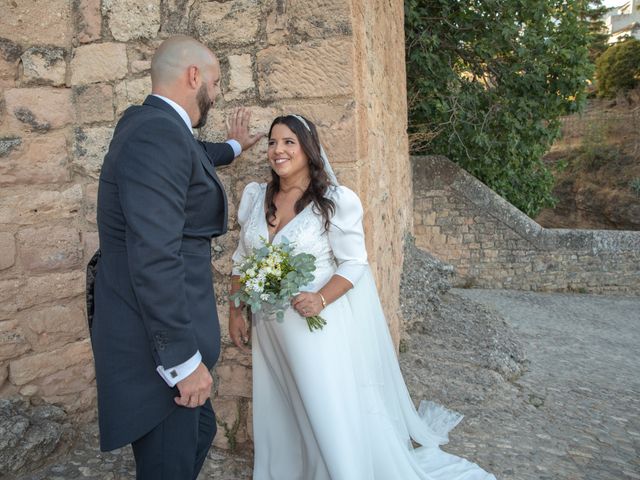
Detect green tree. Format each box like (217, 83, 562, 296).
(406, 0, 595, 216)
(595, 38, 640, 97)
(584, 0, 610, 61)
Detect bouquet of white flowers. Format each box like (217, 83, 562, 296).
(231, 237, 327, 332)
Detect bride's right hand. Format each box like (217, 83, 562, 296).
(229, 310, 250, 353)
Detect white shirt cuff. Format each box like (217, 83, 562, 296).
(226, 139, 242, 157)
(156, 350, 202, 387)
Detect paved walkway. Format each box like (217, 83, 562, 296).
(15, 290, 640, 479)
(450, 289, 640, 480)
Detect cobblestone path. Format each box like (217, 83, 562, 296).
(451, 289, 640, 480)
(15, 289, 640, 480)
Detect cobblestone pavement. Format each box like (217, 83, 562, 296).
(450, 289, 640, 480)
(15, 289, 640, 480)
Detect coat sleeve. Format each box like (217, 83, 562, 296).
(199, 141, 235, 167)
(327, 186, 369, 287)
(116, 116, 197, 369)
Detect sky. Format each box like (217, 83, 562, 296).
(603, 0, 625, 8)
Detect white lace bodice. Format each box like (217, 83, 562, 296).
(232, 182, 368, 290)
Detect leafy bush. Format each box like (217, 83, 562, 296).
(595, 38, 640, 98)
(406, 0, 597, 216)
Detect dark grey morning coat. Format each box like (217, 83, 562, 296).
(90, 95, 234, 451)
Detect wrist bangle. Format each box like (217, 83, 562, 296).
(318, 292, 327, 308)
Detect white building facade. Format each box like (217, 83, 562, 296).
(604, 1, 640, 43)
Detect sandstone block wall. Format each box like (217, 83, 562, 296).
(0, 0, 411, 450)
(413, 156, 640, 293)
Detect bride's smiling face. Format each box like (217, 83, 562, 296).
(267, 124, 310, 180)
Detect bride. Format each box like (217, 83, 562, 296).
(229, 114, 496, 480)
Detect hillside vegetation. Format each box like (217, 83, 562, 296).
(535, 91, 640, 230)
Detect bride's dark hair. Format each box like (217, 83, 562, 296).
(266, 115, 336, 231)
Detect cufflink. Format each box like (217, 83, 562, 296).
(170, 370, 178, 378)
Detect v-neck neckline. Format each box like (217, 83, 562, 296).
(261, 188, 312, 243)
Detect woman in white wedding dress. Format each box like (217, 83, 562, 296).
(229, 114, 496, 480)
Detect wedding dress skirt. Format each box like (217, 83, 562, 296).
(233, 183, 496, 480)
(252, 269, 495, 480)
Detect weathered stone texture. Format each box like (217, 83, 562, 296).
(73, 126, 113, 179)
(82, 231, 99, 262)
(226, 54, 254, 101)
(212, 397, 241, 449)
(0, 398, 69, 477)
(0, 278, 20, 320)
(350, 0, 411, 345)
(257, 38, 353, 99)
(266, 0, 352, 45)
(4, 88, 74, 133)
(102, 0, 161, 42)
(0, 320, 30, 362)
(17, 226, 82, 274)
(0, 133, 69, 185)
(33, 363, 95, 398)
(0, 232, 16, 271)
(20, 302, 87, 351)
(0, 0, 73, 47)
(0, 38, 21, 86)
(9, 339, 91, 386)
(114, 77, 151, 116)
(0, 185, 83, 225)
(195, 0, 260, 46)
(215, 363, 252, 398)
(76, 0, 102, 43)
(84, 183, 99, 224)
(127, 42, 160, 75)
(70, 43, 128, 85)
(20, 48, 66, 86)
(161, 0, 195, 34)
(74, 84, 114, 124)
(0, 271, 85, 319)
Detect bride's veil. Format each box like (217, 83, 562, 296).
(290, 113, 464, 456)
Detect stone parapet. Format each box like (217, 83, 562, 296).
(413, 156, 640, 293)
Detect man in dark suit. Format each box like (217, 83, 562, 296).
(90, 35, 262, 479)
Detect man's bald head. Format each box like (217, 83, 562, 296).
(151, 35, 218, 88)
(150, 35, 221, 128)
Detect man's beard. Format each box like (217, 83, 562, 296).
(194, 84, 212, 129)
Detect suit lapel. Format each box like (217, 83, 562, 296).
(195, 142, 229, 226)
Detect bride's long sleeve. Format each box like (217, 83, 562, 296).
(327, 186, 369, 287)
(231, 182, 260, 275)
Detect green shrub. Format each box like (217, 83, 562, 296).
(595, 38, 640, 98)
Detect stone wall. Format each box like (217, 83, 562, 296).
(0, 0, 411, 451)
(413, 156, 640, 293)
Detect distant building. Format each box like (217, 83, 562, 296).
(603, 1, 640, 43)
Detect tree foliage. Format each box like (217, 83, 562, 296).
(405, 0, 596, 216)
(595, 38, 640, 97)
(584, 0, 610, 61)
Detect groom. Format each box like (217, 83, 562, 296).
(89, 35, 262, 479)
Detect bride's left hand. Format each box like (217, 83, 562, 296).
(291, 292, 323, 317)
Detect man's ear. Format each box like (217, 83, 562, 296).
(187, 65, 200, 89)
